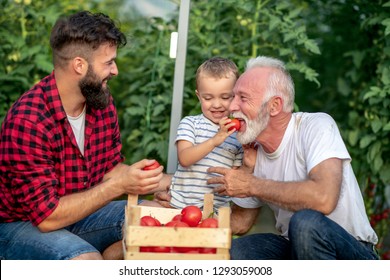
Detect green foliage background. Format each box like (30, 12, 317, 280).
(1, 0, 389, 257)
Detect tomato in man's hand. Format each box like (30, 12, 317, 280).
(143, 161, 161, 170)
(228, 118, 241, 132)
(181, 205, 202, 227)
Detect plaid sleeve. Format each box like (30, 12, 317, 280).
(2, 116, 59, 225)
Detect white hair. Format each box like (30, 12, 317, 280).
(246, 56, 295, 112)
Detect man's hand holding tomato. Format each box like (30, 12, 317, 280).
(104, 159, 165, 197)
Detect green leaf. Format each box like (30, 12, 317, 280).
(348, 129, 359, 146)
(337, 78, 350, 97)
(382, 18, 390, 36)
(304, 39, 321, 55)
(373, 156, 383, 173)
(381, 67, 390, 85)
(363, 87, 381, 100)
(371, 119, 382, 133)
(383, 122, 390, 131)
(368, 142, 381, 162)
(360, 135, 376, 149)
(269, 15, 281, 31)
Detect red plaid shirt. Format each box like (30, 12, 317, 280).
(0, 72, 124, 225)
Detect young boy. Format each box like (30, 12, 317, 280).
(169, 57, 243, 210)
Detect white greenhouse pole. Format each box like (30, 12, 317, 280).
(167, 0, 190, 173)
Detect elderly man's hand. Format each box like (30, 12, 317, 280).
(207, 167, 255, 198)
(153, 190, 173, 208)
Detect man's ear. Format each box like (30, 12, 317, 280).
(269, 96, 283, 116)
(72, 57, 87, 75)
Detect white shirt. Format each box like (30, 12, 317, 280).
(233, 112, 378, 244)
(67, 105, 86, 155)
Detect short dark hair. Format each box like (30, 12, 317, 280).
(50, 11, 127, 67)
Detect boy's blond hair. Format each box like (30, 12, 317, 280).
(196, 57, 239, 89)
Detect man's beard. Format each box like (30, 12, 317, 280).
(79, 66, 111, 110)
(233, 101, 270, 145)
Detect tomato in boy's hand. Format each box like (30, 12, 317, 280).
(228, 118, 241, 132)
(143, 161, 161, 170)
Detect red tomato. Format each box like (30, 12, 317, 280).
(171, 214, 182, 222)
(172, 247, 200, 254)
(140, 246, 171, 253)
(143, 161, 161, 170)
(165, 220, 189, 228)
(198, 217, 218, 228)
(151, 246, 171, 253)
(140, 246, 153, 252)
(228, 118, 241, 132)
(181, 205, 202, 227)
(165, 220, 194, 253)
(199, 247, 217, 254)
(140, 215, 161, 226)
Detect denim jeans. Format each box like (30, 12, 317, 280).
(230, 209, 378, 260)
(0, 200, 126, 260)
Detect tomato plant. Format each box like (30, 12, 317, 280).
(181, 206, 202, 227)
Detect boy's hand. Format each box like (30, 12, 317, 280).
(212, 117, 235, 147)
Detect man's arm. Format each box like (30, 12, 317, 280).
(209, 158, 342, 215)
(38, 161, 163, 232)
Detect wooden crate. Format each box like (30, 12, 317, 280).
(122, 193, 231, 260)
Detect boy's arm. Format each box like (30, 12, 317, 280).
(177, 139, 218, 167)
(178, 117, 235, 167)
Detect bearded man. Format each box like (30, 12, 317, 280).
(206, 56, 378, 260)
(0, 11, 168, 260)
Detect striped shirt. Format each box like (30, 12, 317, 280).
(170, 114, 243, 210)
(0, 72, 124, 226)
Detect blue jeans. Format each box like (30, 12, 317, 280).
(230, 209, 378, 260)
(0, 200, 126, 260)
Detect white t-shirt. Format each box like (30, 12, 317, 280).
(233, 112, 378, 244)
(170, 114, 243, 210)
(67, 105, 86, 155)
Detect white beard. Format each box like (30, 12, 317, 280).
(233, 103, 269, 145)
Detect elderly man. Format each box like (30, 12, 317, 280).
(207, 56, 378, 260)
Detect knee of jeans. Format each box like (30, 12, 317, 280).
(289, 209, 324, 238)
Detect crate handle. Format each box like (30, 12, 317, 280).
(128, 194, 138, 206)
(202, 193, 214, 219)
